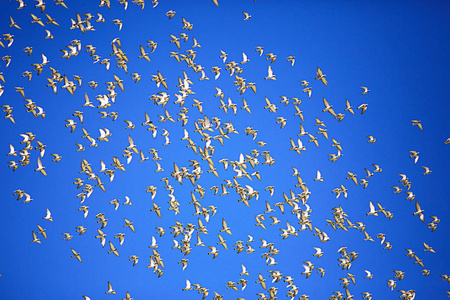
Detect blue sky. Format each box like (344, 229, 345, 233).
(0, 0, 449, 299)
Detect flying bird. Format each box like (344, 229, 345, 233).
(315, 67, 328, 86)
(242, 12, 251, 20)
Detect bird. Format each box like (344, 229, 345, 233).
(344, 99, 354, 114)
(364, 270, 373, 279)
(366, 202, 378, 216)
(44, 30, 53, 39)
(313, 247, 323, 258)
(256, 273, 267, 290)
(302, 262, 313, 278)
(387, 279, 396, 290)
(208, 246, 219, 258)
(70, 248, 82, 263)
(422, 166, 432, 175)
(124, 218, 135, 232)
(423, 242, 435, 253)
(367, 136, 376, 143)
(413, 201, 425, 223)
(31, 13, 45, 26)
(139, 45, 151, 61)
(31, 231, 41, 244)
(314, 170, 323, 182)
(411, 120, 423, 131)
(147, 40, 157, 53)
(182, 279, 192, 291)
(170, 34, 181, 50)
(409, 151, 419, 163)
(105, 281, 116, 294)
(108, 241, 119, 257)
(276, 117, 287, 129)
(242, 12, 251, 20)
(35, 157, 47, 175)
(43, 208, 53, 221)
(62, 233, 73, 241)
(123, 196, 132, 205)
(287, 56, 295, 67)
(78, 206, 89, 218)
(315, 67, 328, 86)
(240, 264, 249, 276)
(166, 10, 176, 19)
(219, 50, 228, 63)
(265, 65, 276, 80)
(220, 218, 232, 235)
(96, 229, 107, 247)
(9, 16, 21, 29)
(112, 19, 123, 30)
(65, 119, 77, 133)
(178, 258, 188, 271)
(266, 53, 277, 63)
(37, 225, 47, 239)
(129, 255, 139, 267)
(358, 104, 368, 114)
(361, 86, 370, 94)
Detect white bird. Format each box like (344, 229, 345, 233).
(387, 279, 396, 290)
(182, 279, 192, 291)
(7, 144, 17, 156)
(358, 103, 368, 114)
(409, 151, 419, 163)
(208, 246, 219, 258)
(241, 52, 250, 64)
(242, 12, 251, 20)
(105, 281, 116, 294)
(366, 202, 378, 216)
(364, 270, 373, 279)
(361, 86, 370, 95)
(422, 166, 432, 175)
(313, 247, 323, 258)
(265, 65, 276, 80)
(35, 157, 47, 175)
(43, 208, 53, 221)
(314, 170, 323, 182)
(240, 264, 249, 276)
(123, 196, 132, 205)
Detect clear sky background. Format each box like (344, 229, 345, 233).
(0, 0, 449, 299)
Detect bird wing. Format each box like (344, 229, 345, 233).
(267, 65, 273, 76)
(415, 201, 421, 211)
(222, 218, 228, 229)
(37, 157, 44, 168)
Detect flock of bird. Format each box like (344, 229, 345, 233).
(1, 0, 449, 299)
